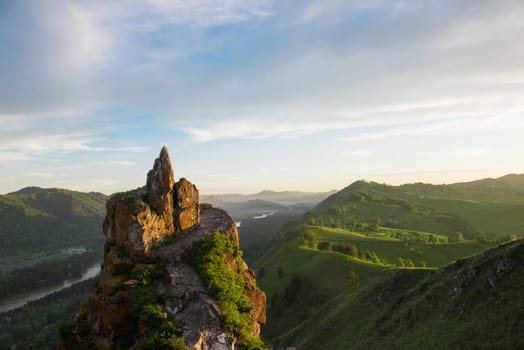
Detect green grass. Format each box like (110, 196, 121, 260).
(254, 224, 388, 339)
(286, 239, 524, 349)
(254, 218, 505, 344)
(301, 225, 489, 268)
(191, 230, 264, 349)
(314, 177, 524, 240)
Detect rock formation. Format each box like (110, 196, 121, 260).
(102, 147, 200, 262)
(174, 177, 200, 233)
(61, 147, 265, 350)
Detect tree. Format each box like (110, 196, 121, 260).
(308, 216, 317, 226)
(499, 234, 518, 243)
(257, 267, 266, 280)
(449, 231, 464, 242)
(284, 274, 303, 303)
(346, 269, 360, 287)
(317, 241, 332, 251)
(277, 266, 284, 278)
(396, 257, 405, 267)
(405, 259, 415, 268)
(347, 244, 358, 257)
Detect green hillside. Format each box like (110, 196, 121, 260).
(282, 239, 524, 349)
(255, 175, 524, 348)
(313, 175, 524, 239)
(0, 187, 107, 273)
(254, 221, 496, 343)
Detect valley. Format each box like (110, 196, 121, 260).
(254, 174, 524, 348)
(1, 174, 524, 349)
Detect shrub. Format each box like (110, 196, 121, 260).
(317, 241, 332, 251)
(127, 264, 185, 349)
(191, 230, 264, 349)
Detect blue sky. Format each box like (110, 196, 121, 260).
(1, 0, 523, 194)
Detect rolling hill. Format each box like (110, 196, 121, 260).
(0, 187, 106, 263)
(254, 174, 524, 348)
(275, 238, 524, 349)
(313, 174, 524, 239)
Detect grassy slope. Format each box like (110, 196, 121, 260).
(291, 239, 524, 350)
(254, 222, 493, 342)
(255, 175, 524, 347)
(315, 175, 524, 239)
(303, 225, 488, 268)
(254, 223, 385, 340)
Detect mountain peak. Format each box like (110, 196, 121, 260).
(62, 147, 265, 349)
(146, 146, 175, 212)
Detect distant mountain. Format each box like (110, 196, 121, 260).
(0, 187, 107, 258)
(202, 189, 337, 207)
(313, 174, 524, 239)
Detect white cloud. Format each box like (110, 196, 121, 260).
(144, 0, 273, 27)
(337, 114, 524, 142)
(0, 152, 31, 163)
(340, 149, 375, 157)
(450, 147, 495, 159)
(111, 161, 137, 166)
(24, 172, 59, 178)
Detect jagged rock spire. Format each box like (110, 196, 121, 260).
(146, 146, 175, 213)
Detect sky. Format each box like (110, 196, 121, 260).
(1, 0, 523, 195)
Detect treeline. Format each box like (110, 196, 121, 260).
(307, 216, 379, 233)
(300, 233, 385, 265)
(0, 252, 101, 299)
(310, 189, 480, 238)
(476, 233, 518, 244)
(385, 230, 448, 244)
(396, 257, 420, 268)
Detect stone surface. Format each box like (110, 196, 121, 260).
(146, 146, 175, 214)
(153, 206, 266, 348)
(175, 177, 200, 232)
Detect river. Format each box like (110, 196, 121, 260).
(0, 261, 101, 314)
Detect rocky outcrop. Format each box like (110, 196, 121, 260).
(102, 147, 200, 261)
(61, 147, 265, 350)
(146, 146, 175, 215)
(175, 177, 200, 233)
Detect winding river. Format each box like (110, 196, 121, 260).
(0, 262, 101, 314)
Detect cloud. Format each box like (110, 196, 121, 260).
(111, 161, 138, 166)
(183, 117, 357, 142)
(0, 119, 149, 162)
(338, 115, 524, 142)
(340, 150, 375, 157)
(450, 147, 495, 159)
(0, 151, 31, 163)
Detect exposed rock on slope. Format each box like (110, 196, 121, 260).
(61, 147, 265, 350)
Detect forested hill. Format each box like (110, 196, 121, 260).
(312, 174, 524, 240)
(0, 187, 107, 257)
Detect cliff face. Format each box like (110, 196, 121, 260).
(62, 147, 266, 350)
